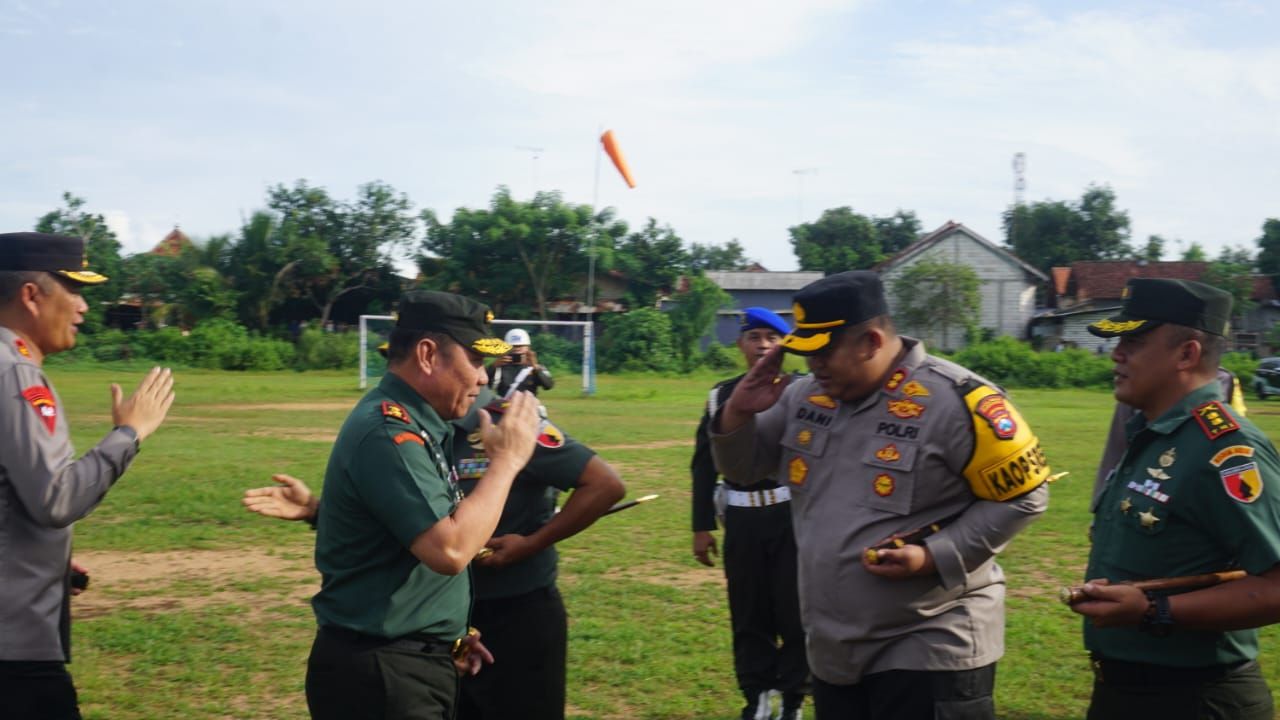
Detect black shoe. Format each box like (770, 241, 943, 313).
(740, 690, 771, 720)
(776, 692, 804, 720)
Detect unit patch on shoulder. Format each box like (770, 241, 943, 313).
(788, 456, 808, 486)
(1221, 462, 1263, 503)
(14, 337, 30, 358)
(884, 368, 908, 392)
(1194, 401, 1240, 440)
(807, 394, 837, 409)
(1210, 445, 1255, 467)
(392, 431, 425, 446)
(537, 420, 565, 449)
(382, 402, 412, 424)
(873, 474, 895, 497)
(886, 398, 925, 419)
(875, 443, 902, 463)
(974, 394, 1017, 440)
(902, 381, 930, 398)
(21, 385, 57, 434)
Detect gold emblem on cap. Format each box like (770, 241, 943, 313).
(485, 311, 494, 323)
(1091, 318, 1146, 333)
(792, 302, 806, 324)
(1121, 286, 1131, 299)
(473, 338, 511, 355)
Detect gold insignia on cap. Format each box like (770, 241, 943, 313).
(792, 302, 806, 324)
(1121, 286, 1131, 299)
(472, 338, 511, 355)
(1090, 318, 1147, 333)
(485, 311, 494, 323)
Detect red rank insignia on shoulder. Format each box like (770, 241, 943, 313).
(1194, 401, 1239, 440)
(21, 385, 57, 433)
(14, 338, 31, 358)
(381, 401, 412, 424)
(883, 368, 908, 392)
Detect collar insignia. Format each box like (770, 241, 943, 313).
(883, 368, 907, 392)
(14, 338, 30, 358)
(902, 380, 930, 398)
(381, 401, 412, 424)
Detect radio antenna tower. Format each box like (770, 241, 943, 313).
(1012, 152, 1026, 206)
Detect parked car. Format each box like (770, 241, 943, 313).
(1253, 357, 1280, 399)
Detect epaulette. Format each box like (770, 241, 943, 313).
(1193, 400, 1240, 440)
(381, 401, 413, 424)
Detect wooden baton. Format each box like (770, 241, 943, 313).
(1059, 569, 1248, 605)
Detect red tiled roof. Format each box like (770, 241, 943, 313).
(151, 227, 191, 257)
(1068, 261, 1207, 301)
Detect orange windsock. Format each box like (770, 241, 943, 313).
(600, 130, 636, 189)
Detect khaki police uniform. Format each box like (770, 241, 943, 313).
(454, 388, 595, 720)
(712, 337, 1050, 691)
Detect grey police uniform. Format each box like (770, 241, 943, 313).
(712, 337, 1049, 686)
(0, 325, 140, 662)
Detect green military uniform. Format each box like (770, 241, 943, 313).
(454, 388, 595, 720)
(1084, 279, 1280, 719)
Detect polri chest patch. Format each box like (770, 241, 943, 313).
(875, 421, 920, 441)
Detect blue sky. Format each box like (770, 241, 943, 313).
(2, 0, 1277, 272)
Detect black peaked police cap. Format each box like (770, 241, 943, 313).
(395, 290, 510, 357)
(0, 232, 108, 285)
(1087, 278, 1233, 338)
(781, 270, 889, 355)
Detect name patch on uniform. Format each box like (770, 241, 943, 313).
(974, 395, 1017, 439)
(382, 402, 412, 424)
(537, 420, 565, 449)
(1194, 401, 1239, 440)
(14, 338, 30, 358)
(902, 381, 930, 398)
(21, 385, 56, 433)
(392, 431, 424, 446)
(977, 442, 1050, 501)
(788, 456, 808, 486)
(886, 398, 925, 419)
(795, 407, 833, 427)
(875, 443, 901, 463)
(884, 368, 908, 392)
(875, 421, 919, 440)
(1221, 462, 1263, 503)
(807, 394, 837, 409)
(1211, 445, 1255, 467)
(873, 474, 895, 497)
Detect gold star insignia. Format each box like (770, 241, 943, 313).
(1119, 498, 1132, 514)
(1138, 508, 1161, 529)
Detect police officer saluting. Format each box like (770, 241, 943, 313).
(0, 232, 175, 720)
(305, 291, 539, 720)
(1071, 279, 1280, 719)
(712, 271, 1049, 720)
(692, 307, 807, 720)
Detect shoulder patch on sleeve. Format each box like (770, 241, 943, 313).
(21, 385, 57, 434)
(1220, 462, 1263, 503)
(537, 419, 565, 448)
(382, 401, 412, 424)
(1193, 401, 1239, 440)
(392, 431, 425, 446)
(959, 385, 1050, 501)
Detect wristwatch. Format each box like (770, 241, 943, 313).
(1140, 591, 1174, 637)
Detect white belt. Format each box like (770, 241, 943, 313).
(725, 486, 792, 508)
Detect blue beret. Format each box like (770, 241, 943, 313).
(740, 307, 791, 335)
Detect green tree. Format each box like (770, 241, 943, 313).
(1202, 245, 1255, 320)
(789, 207, 881, 273)
(597, 307, 677, 372)
(890, 260, 980, 351)
(34, 193, 125, 330)
(666, 274, 732, 371)
(420, 187, 627, 320)
(871, 209, 923, 255)
(1181, 242, 1207, 261)
(1254, 218, 1280, 295)
(615, 219, 689, 308)
(688, 238, 755, 272)
(1003, 184, 1133, 274)
(1141, 235, 1166, 262)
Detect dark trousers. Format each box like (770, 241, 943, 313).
(0, 661, 81, 720)
(305, 626, 459, 720)
(722, 502, 808, 698)
(1087, 659, 1273, 720)
(459, 585, 568, 720)
(812, 664, 996, 720)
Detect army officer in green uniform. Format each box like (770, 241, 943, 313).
(1071, 279, 1280, 720)
(304, 291, 540, 720)
(247, 391, 623, 720)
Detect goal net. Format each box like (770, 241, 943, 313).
(359, 315, 596, 395)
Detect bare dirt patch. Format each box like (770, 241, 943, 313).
(593, 439, 693, 451)
(202, 402, 356, 412)
(601, 560, 725, 591)
(72, 548, 317, 619)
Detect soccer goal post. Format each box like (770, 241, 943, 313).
(359, 315, 596, 395)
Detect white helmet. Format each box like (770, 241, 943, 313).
(504, 328, 531, 346)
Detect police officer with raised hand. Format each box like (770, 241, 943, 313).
(305, 290, 540, 720)
(0, 232, 175, 720)
(692, 307, 807, 720)
(713, 271, 1050, 720)
(1071, 279, 1280, 719)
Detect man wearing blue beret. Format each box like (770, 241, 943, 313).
(692, 307, 807, 720)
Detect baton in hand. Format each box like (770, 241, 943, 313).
(1059, 569, 1247, 605)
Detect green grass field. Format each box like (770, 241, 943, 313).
(45, 365, 1280, 719)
